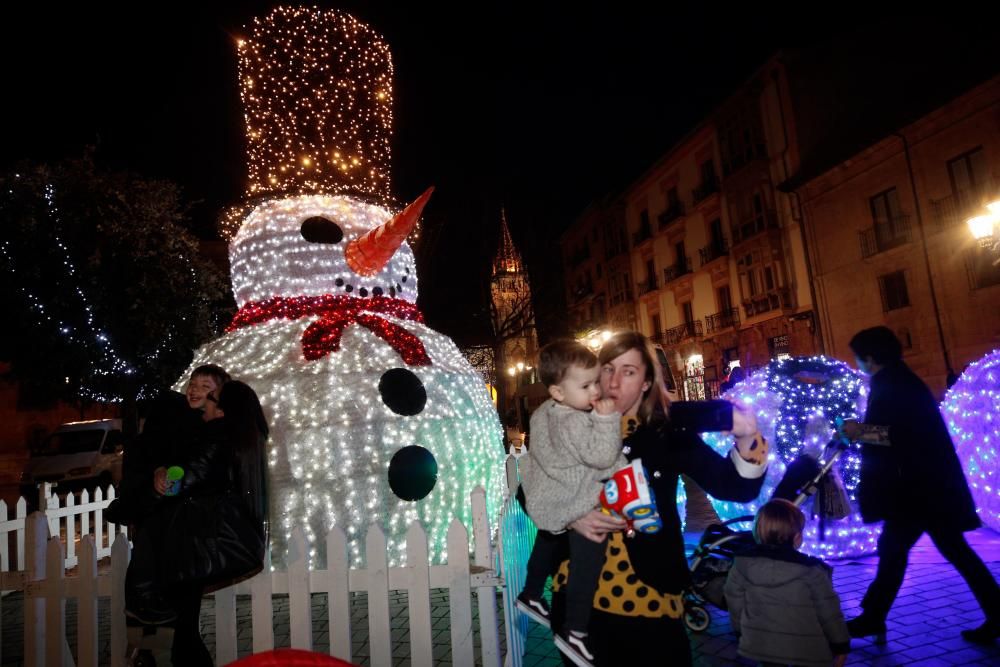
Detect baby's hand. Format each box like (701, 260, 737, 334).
(838, 419, 863, 441)
(153, 467, 168, 495)
(729, 401, 758, 438)
(591, 398, 617, 415)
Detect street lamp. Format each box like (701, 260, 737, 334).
(581, 328, 613, 351)
(967, 200, 1000, 251)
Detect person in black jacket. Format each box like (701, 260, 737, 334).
(124, 375, 269, 666)
(113, 365, 231, 528)
(164, 379, 269, 666)
(548, 332, 768, 666)
(840, 326, 1000, 645)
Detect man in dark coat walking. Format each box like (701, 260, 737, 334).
(840, 326, 1000, 644)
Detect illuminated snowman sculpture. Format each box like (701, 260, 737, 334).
(174, 8, 505, 568)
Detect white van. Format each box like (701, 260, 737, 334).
(20, 419, 125, 495)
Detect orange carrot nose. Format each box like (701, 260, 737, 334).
(345, 187, 434, 276)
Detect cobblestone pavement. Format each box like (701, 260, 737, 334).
(2, 530, 1000, 665)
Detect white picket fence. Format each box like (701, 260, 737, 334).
(0, 485, 529, 667)
(0, 483, 129, 574)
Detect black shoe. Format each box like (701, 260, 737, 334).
(847, 615, 887, 644)
(554, 630, 595, 667)
(125, 606, 177, 626)
(515, 593, 551, 628)
(961, 619, 1000, 644)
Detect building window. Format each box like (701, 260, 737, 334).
(709, 217, 724, 246)
(700, 159, 716, 185)
(948, 147, 990, 205)
(609, 268, 632, 306)
(870, 188, 902, 222)
(651, 313, 661, 336)
(682, 301, 694, 324)
(640, 209, 650, 229)
(717, 285, 732, 311)
(720, 103, 767, 175)
(878, 271, 910, 311)
(751, 192, 766, 224)
(870, 188, 905, 232)
(667, 186, 680, 208)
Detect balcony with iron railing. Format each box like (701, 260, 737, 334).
(929, 186, 995, 233)
(699, 238, 729, 266)
(658, 202, 686, 229)
(691, 176, 720, 205)
(636, 275, 659, 296)
(732, 210, 779, 245)
(632, 221, 653, 247)
(742, 286, 792, 319)
(705, 307, 740, 334)
(859, 215, 912, 259)
(649, 330, 668, 347)
(663, 257, 693, 284)
(722, 144, 769, 177)
(664, 320, 704, 346)
(610, 285, 633, 306)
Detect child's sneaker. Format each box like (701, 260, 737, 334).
(554, 630, 595, 667)
(515, 593, 551, 628)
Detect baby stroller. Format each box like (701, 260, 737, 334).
(681, 440, 850, 632)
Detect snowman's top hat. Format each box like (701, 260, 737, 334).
(237, 7, 393, 203)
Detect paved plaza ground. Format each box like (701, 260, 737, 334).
(2, 529, 999, 665)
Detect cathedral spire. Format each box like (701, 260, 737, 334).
(493, 208, 522, 276)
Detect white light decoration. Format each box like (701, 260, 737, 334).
(174, 9, 505, 568)
(237, 7, 393, 202)
(1, 180, 138, 403)
(218, 203, 252, 242)
(698, 356, 878, 559)
(177, 195, 505, 569)
(942, 349, 1000, 532)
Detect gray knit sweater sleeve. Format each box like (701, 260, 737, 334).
(521, 400, 626, 532)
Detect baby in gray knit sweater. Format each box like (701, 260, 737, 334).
(517, 340, 627, 666)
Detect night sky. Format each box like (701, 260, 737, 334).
(2, 4, 916, 346)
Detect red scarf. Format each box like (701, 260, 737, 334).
(227, 295, 431, 365)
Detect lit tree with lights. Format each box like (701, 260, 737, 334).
(0, 156, 228, 414)
(174, 7, 505, 568)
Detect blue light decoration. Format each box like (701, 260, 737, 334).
(696, 356, 880, 559)
(941, 349, 1000, 532)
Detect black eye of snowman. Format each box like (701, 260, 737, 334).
(378, 368, 427, 416)
(300, 217, 344, 244)
(388, 445, 438, 501)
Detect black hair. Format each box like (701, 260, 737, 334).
(848, 326, 903, 365)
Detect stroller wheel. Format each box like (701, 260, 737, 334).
(683, 604, 711, 632)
